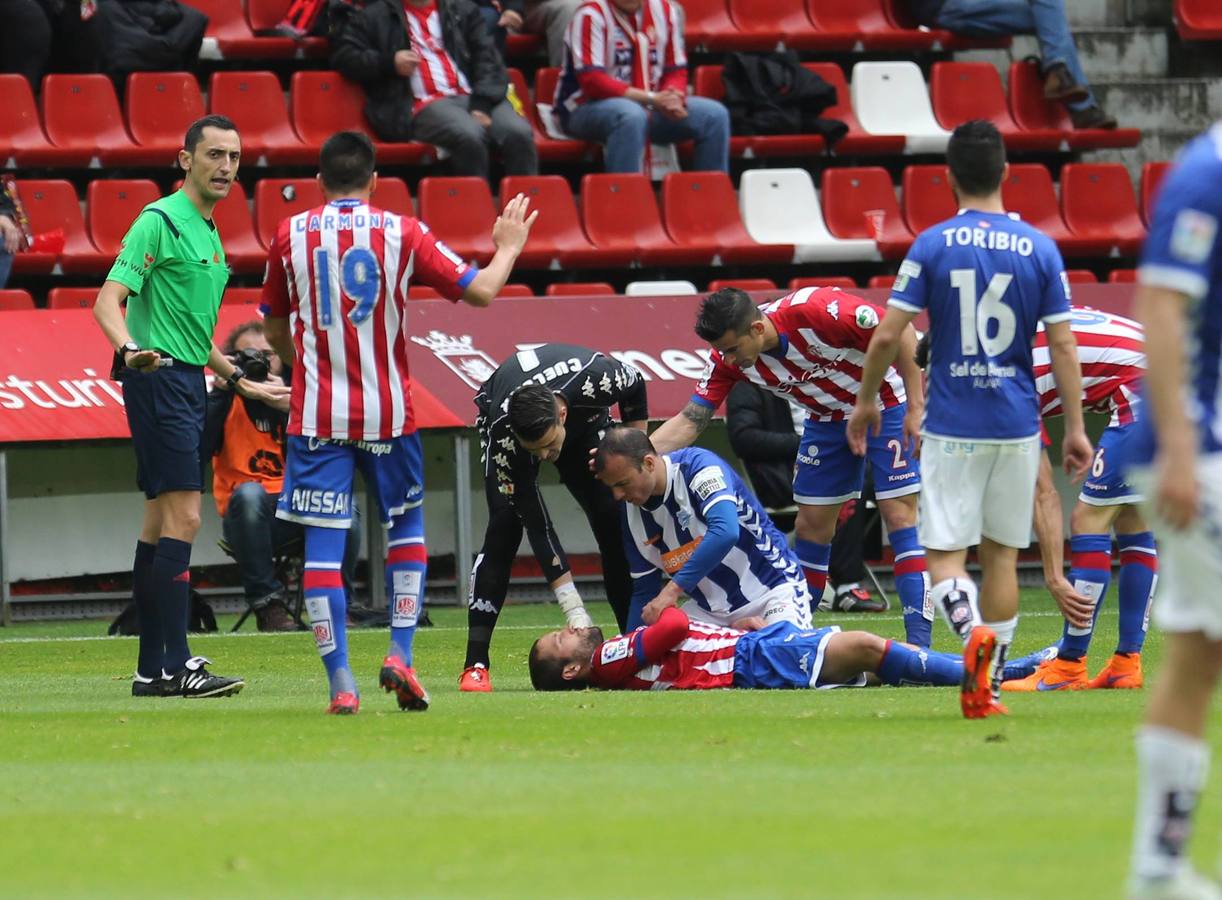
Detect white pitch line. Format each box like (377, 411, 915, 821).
(0, 608, 1118, 645)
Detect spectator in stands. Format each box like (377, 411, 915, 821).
(203, 320, 360, 632)
(555, 0, 729, 174)
(331, 0, 538, 181)
(0, 190, 18, 290)
(726, 382, 885, 614)
(0, 0, 101, 85)
(474, 0, 524, 59)
(903, 0, 1117, 129)
(522, 0, 580, 67)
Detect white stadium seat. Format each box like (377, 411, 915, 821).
(624, 280, 700, 296)
(739, 168, 879, 264)
(851, 61, 952, 154)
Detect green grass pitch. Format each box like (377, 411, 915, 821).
(1, 590, 1218, 899)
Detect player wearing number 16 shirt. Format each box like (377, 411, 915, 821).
(849, 120, 1092, 719)
(261, 131, 536, 714)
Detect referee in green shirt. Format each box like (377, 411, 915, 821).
(93, 114, 289, 698)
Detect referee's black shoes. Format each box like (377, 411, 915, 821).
(164, 656, 245, 698)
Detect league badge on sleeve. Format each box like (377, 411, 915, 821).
(600, 637, 631, 665)
(1170, 209, 1218, 264)
(854, 306, 880, 329)
(690, 465, 728, 501)
(893, 259, 922, 293)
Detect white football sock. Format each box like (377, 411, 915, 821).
(932, 577, 980, 643)
(983, 615, 1017, 700)
(1132, 725, 1210, 883)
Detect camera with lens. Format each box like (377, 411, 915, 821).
(230, 347, 272, 383)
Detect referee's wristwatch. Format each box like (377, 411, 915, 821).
(118, 341, 140, 364)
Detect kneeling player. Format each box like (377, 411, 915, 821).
(529, 606, 1046, 692)
(594, 427, 811, 631)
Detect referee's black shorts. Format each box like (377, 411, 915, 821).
(120, 362, 206, 499)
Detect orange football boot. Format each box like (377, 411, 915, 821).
(459, 665, 493, 693)
(379, 655, 431, 711)
(327, 691, 359, 715)
(961, 626, 997, 719)
(1087, 652, 1143, 689)
(1002, 655, 1088, 692)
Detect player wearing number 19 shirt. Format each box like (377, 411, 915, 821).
(849, 120, 1092, 719)
(261, 131, 536, 714)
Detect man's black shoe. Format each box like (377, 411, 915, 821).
(165, 656, 245, 698)
(131, 673, 173, 697)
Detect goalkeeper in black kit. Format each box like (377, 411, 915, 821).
(460, 343, 649, 692)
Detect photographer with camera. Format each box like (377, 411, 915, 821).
(205, 320, 360, 631)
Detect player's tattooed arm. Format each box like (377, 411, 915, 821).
(650, 400, 712, 454)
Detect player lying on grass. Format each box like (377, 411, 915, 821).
(528, 605, 1049, 692)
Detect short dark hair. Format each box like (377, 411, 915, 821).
(946, 120, 1006, 197)
(507, 384, 560, 442)
(593, 426, 656, 475)
(695, 288, 762, 342)
(914, 332, 930, 369)
(319, 131, 376, 194)
(222, 320, 264, 355)
(184, 115, 239, 154)
(527, 638, 587, 691)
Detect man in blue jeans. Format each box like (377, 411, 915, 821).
(0, 189, 19, 289)
(906, 0, 1116, 130)
(554, 0, 729, 174)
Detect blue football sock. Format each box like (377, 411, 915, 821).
(131, 540, 162, 679)
(1060, 533, 1112, 661)
(153, 537, 193, 673)
(876, 641, 961, 687)
(386, 506, 427, 666)
(304, 526, 355, 698)
(889, 525, 932, 648)
(1117, 532, 1158, 655)
(795, 538, 831, 611)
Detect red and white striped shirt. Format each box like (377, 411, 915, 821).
(693, 288, 907, 421)
(403, 1, 470, 113)
(555, 0, 686, 118)
(262, 199, 475, 440)
(589, 607, 742, 690)
(1034, 307, 1145, 427)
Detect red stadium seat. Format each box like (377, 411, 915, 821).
(171, 178, 266, 273)
(208, 71, 313, 165)
(224, 288, 264, 305)
(804, 0, 938, 50)
(0, 74, 93, 167)
(820, 167, 912, 259)
(1000, 164, 1112, 257)
(1140, 161, 1172, 228)
(508, 69, 592, 163)
(724, 0, 824, 51)
(290, 71, 436, 164)
(502, 176, 632, 268)
(545, 282, 616, 296)
(692, 67, 827, 158)
(1007, 60, 1140, 151)
(245, 0, 328, 55)
(1107, 268, 1138, 283)
(87, 180, 161, 259)
(803, 63, 904, 156)
(901, 165, 957, 234)
(41, 74, 167, 166)
(11, 180, 101, 276)
(788, 276, 857, 290)
(1065, 269, 1098, 283)
(682, 0, 741, 50)
(867, 275, 895, 289)
(929, 62, 1061, 152)
(708, 278, 778, 292)
(417, 177, 497, 265)
(47, 287, 99, 309)
(371, 177, 413, 217)
(581, 173, 716, 266)
(253, 178, 326, 247)
(1063, 165, 1146, 257)
(1176, 0, 1222, 40)
(125, 72, 205, 164)
(498, 284, 535, 298)
(505, 33, 544, 57)
(408, 286, 444, 300)
(0, 290, 35, 311)
(661, 172, 793, 265)
(185, 0, 298, 58)
(1061, 163, 1147, 256)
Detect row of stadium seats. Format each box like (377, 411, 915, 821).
(0, 59, 1139, 171)
(0, 268, 1140, 311)
(182, 0, 1003, 60)
(8, 160, 1166, 277)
